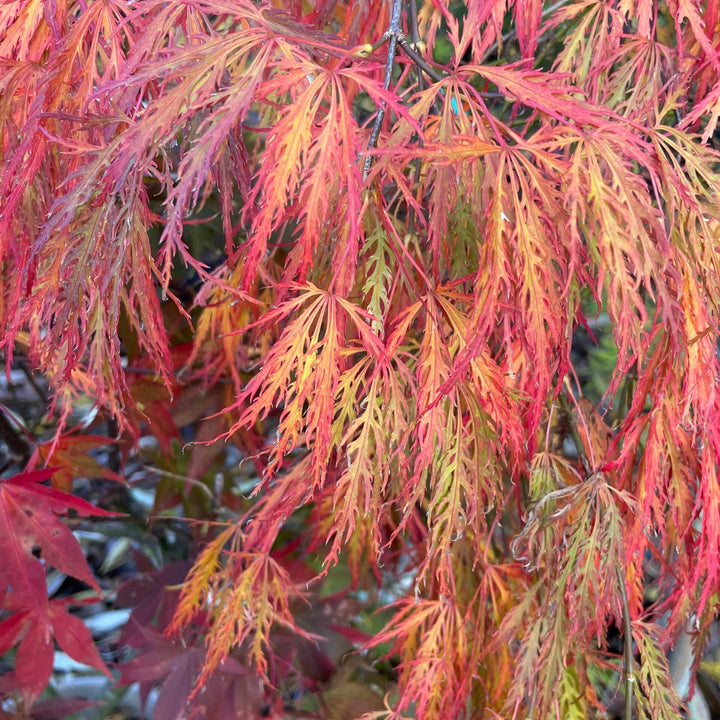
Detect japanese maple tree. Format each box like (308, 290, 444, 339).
(3, 0, 720, 717)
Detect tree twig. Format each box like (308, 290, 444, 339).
(397, 37, 443, 83)
(363, 0, 404, 180)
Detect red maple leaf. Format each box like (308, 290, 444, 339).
(119, 622, 266, 720)
(0, 468, 121, 699)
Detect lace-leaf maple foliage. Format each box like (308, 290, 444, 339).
(3, 0, 720, 717)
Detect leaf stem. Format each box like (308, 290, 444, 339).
(616, 564, 635, 720)
(480, 0, 572, 63)
(0, 405, 33, 466)
(406, 0, 424, 236)
(557, 386, 593, 477)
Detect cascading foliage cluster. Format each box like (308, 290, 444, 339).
(3, 0, 720, 717)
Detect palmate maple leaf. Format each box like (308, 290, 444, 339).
(119, 622, 266, 720)
(0, 468, 120, 699)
